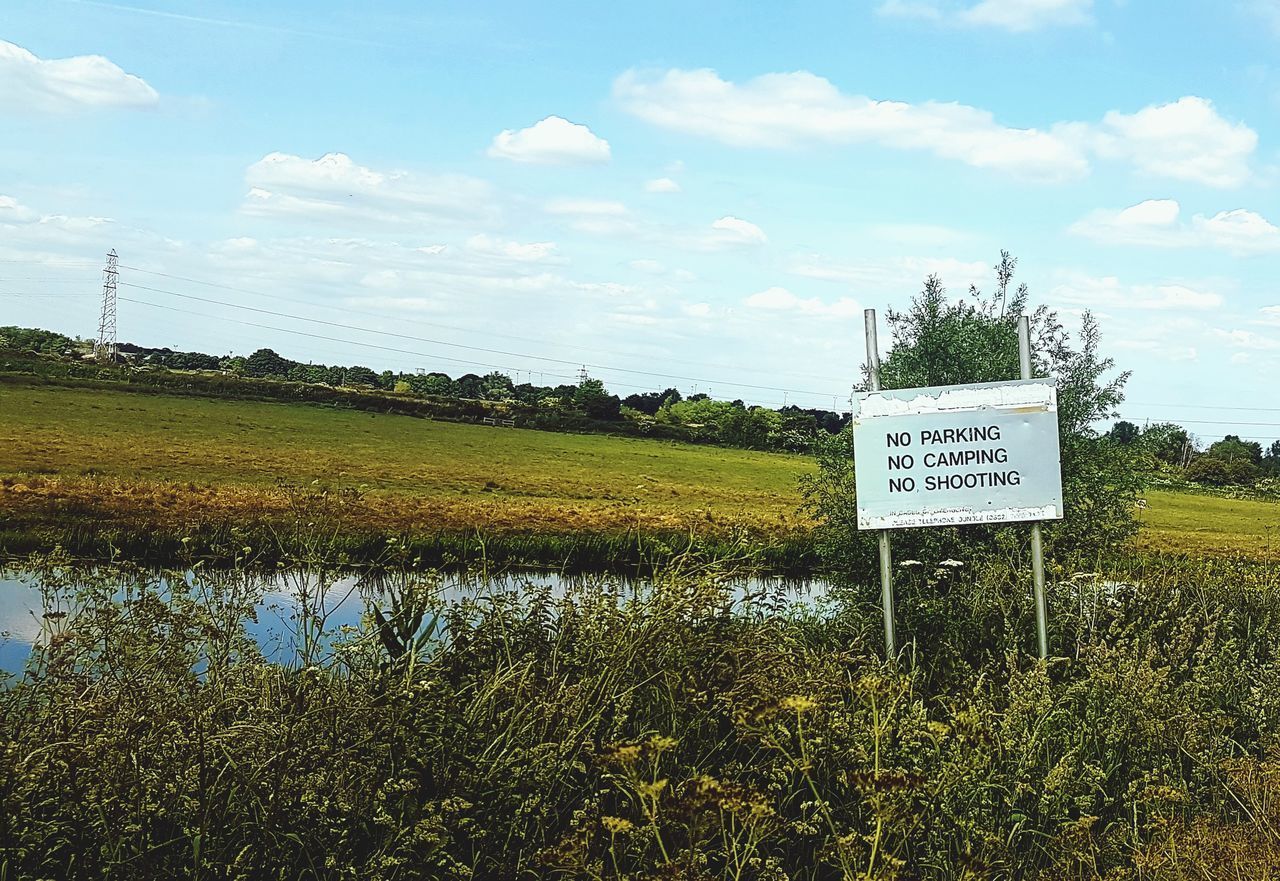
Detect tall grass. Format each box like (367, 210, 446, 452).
(1, 543, 1277, 879)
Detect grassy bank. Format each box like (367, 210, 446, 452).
(2, 550, 1278, 879)
(3, 377, 1279, 570)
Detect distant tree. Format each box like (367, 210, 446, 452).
(720, 406, 781, 449)
(1138, 422, 1192, 467)
(244, 348, 295, 379)
(1107, 420, 1140, 445)
(1264, 440, 1280, 476)
(1206, 435, 1263, 465)
(480, 371, 515, 401)
(1186, 456, 1260, 487)
(419, 373, 455, 397)
(573, 378, 621, 420)
(0, 326, 78, 355)
(455, 374, 485, 399)
(288, 364, 327, 384)
(344, 366, 379, 387)
(622, 391, 665, 416)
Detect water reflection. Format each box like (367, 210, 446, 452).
(0, 566, 831, 672)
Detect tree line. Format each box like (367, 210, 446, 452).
(1106, 419, 1280, 488)
(0, 326, 848, 454)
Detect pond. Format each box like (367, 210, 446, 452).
(0, 565, 834, 673)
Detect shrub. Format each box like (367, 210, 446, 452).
(802, 253, 1142, 578)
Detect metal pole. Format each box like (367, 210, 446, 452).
(865, 309, 897, 661)
(1019, 316, 1050, 660)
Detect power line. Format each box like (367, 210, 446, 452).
(116, 280, 848, 399)
(115, 294, 814, 406)
(1125, 402, 1280, 413)
(117, 296, 579, 382)
(117, 264, 854, 386)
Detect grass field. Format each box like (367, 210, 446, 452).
(1136, 488, 1280, 560)
(0, 378, 810, 524)
(2, 377, 1278, 564)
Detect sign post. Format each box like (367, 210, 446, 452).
(863, 309, 897, 660)
(851, 317, 1063, 660)
(1019, 316, 1050, 659)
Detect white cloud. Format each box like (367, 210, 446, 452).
(645, 177, 681, 193)
(464, 234, 559, 262)
(1081, 97, 1257, 187)
(545, 197, 629, 216)
(1070, 199, 1280, 254)
(0, 195, 35, 223)
(1112, 339, 1199, 362)
(1050, 274, 1224, 311)
(616, 70, 1258, 186)
(1195, 209, 1280, 253)
(745, 286, 862, 318)
(878, 0, 1093, 31)
(0, 39, 159, 111)
(615, 68, 1088, 181)
(792, 255, 991, 292)
(709, 216, 767, 246)
(243, 152, 496, 225)
(1213, 328, 1280, 350)
(545, 201, 766, 252)
(1258, 305, 1280, 326)
(629, 258, 666, 274)
(487, 115, 611, 165)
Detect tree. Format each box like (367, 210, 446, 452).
(1186, 456, 1259, 487)
(1206, 435, 1263, 465)
(243, 348, 295, 379)
(622, 388, 679, 416)
(573, 378, 621, 420)
(479, 371, 515, 401)
(802, 253, 1141, 573)
(1107, 420, 1140, 445)
(454, 374, 484, 399)
(344, 366, 379, 387)
(1139, 422, 1192, 467)
(1265, 440, 1280, 476)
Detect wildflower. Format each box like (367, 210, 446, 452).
(899, 559, 923, 568)
(636, 779, 668, 800)
(938, 559, 964, 568)
(646, 734, 678, 753)
(779, 695, 818, 713)
(599, 743, 642, 766)
(601, 816, 635, 834)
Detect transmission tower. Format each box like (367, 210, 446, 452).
(95, 249, 119, 362)
(577, 365, 589, 384)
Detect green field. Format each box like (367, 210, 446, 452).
(2, 377, 1278, 562)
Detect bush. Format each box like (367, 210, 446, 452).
(802, 254, 1142, 578)
(1185, 455, 1261, 487)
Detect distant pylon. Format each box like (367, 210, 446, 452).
(95, 249, 118, 362)
(577, 365, 589, 384)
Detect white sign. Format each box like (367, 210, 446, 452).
(851, 379, 1064, 530)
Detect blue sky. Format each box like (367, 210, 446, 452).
(2, 0, 1279, 444)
